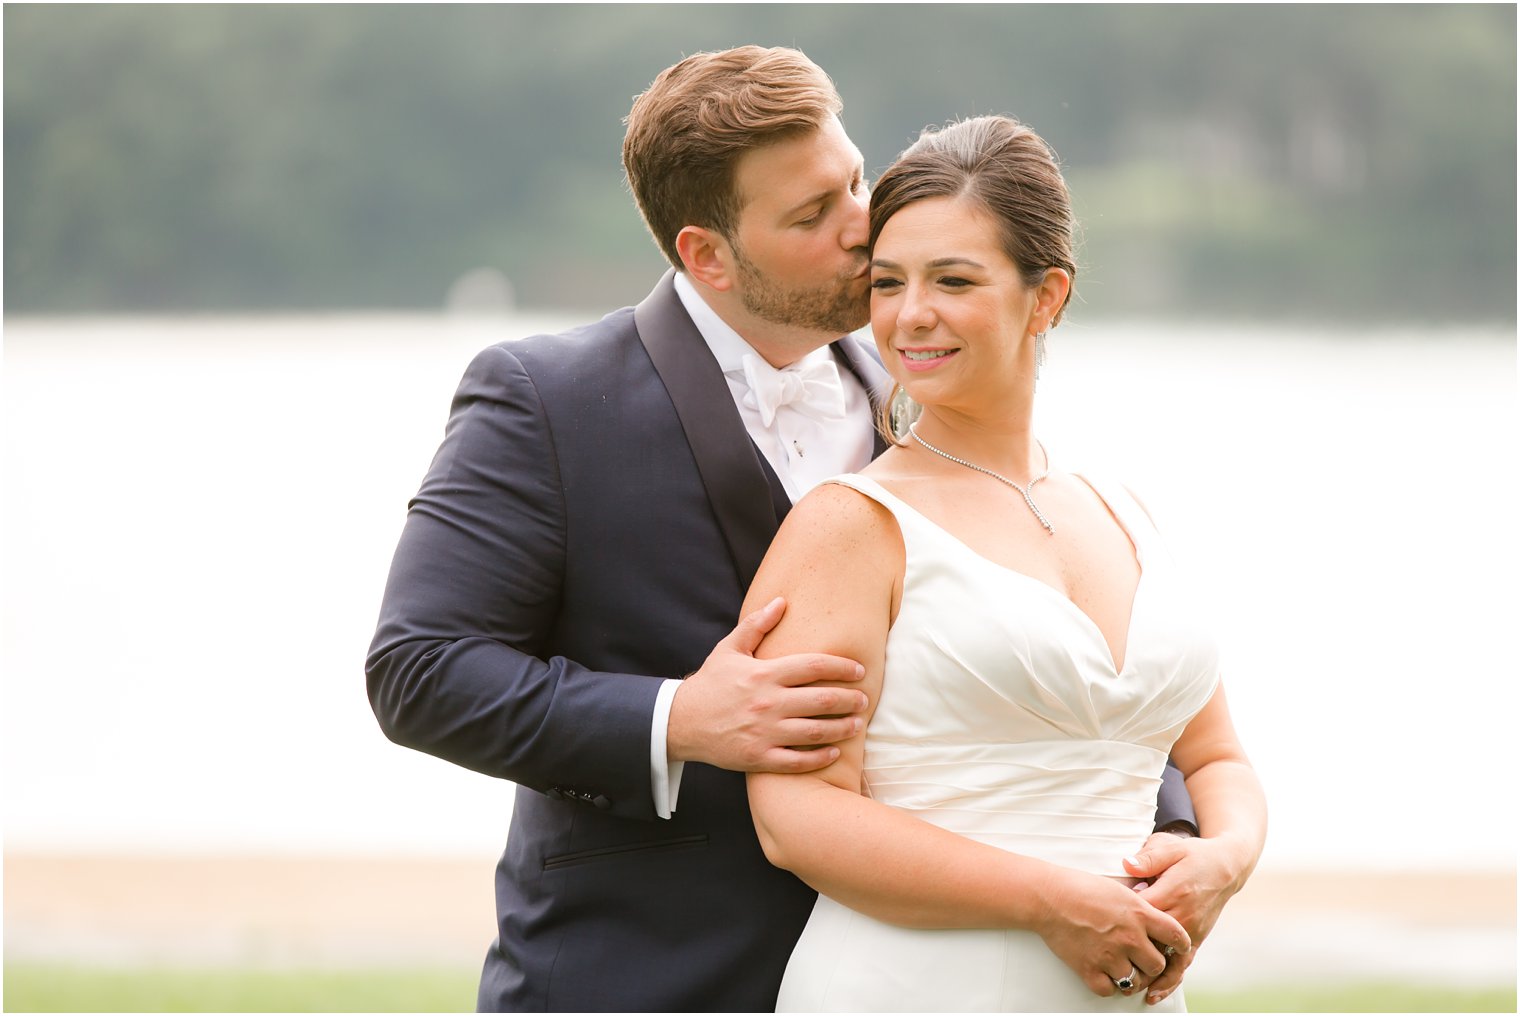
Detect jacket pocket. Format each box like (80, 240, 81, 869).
(542, 833, 708, 871)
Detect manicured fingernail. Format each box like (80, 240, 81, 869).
(852, 718, 864, 734)
(1146, 993, 1161, 1006)
(1124, 855, 1139, 868)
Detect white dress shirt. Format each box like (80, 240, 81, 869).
(648, 273, 876, 817)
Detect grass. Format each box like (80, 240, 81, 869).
(2, 963, 1515, 1012)
(2, 964, 478, 1013)
(1189, 982, 1516, 1012)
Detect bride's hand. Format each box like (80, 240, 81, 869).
(1032, 868, 1192, 998)
(1123, 828, 1259, 1005)
(1124, 829, 1252, 948)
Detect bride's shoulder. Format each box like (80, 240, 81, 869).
(789, 477, 901, 544)
(763, 477, 901, 574)
(753, 481, 904, 609)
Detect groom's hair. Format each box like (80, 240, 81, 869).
(623, 46, 842, 269)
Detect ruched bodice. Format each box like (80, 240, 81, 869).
(836, 472, 1221, 877)
(776, 470, 1220, 1013)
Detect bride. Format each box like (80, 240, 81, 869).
(745, 115, 1266, 1012)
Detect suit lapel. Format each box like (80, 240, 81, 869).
(636, 274, 898, 584)
(635, 271, 779, 588)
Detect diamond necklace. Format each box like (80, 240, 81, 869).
(908, 424, 1056, 534)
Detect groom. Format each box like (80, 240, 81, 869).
(368, 46, 1236, 1012)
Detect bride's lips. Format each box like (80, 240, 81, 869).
(898, 347, 960, 373)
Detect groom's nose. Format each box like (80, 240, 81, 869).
(840, 185, 869, 253)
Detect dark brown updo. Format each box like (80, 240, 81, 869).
(869, 115, 1077, 324)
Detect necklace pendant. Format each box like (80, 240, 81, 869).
(909, 424, 1056, 536)
(1023, 492, 1055, 534)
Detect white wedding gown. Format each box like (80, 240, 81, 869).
(775, 473, 1221, 1013)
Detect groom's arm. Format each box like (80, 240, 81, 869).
(366, 342, 865, 822)
(1153, 760, 1198, 835)
(366, 343, 669, 821)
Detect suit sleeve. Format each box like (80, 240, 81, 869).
(1152, 760, 1198, 834)
(366, 343, 666, 821)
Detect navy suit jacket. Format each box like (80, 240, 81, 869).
(367, 271, 1196, 1011)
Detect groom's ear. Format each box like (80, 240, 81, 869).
(675, 225, 735, 292)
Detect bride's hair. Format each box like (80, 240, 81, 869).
(869, 115, 1078, 326)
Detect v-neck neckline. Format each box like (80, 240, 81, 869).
(847, 472, 1145, 675)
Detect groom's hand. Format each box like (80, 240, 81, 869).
(1124, 831, 1252, 1005)
(667, 596, 868, 773)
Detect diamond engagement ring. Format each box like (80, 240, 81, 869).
(1114, 967, 1138, 991)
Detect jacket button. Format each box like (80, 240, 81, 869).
(546, 787, 566, 801)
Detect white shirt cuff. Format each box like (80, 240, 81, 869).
(650, 678, 687, 819)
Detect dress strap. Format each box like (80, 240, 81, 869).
(1071, 471, 1163, 557)
(822, 473, 915, 520)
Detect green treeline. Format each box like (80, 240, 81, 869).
(4, 4, 1514, 322)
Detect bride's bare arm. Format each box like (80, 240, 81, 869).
(1168, 684, 1267, 890)
(744, 483, 1191, 998)
(1126, 683, 1267, 1003)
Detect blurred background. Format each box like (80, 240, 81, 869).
(3, 4, 1516, 1012)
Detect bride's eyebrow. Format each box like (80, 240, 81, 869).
(927, 257, 986, 269)
(868, 257, 987, 270)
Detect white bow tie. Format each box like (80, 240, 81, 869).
(740, 353, 848, 428)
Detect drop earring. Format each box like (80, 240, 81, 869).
(1034, 330, 1047, 386)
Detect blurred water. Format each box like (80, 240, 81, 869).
(3, 312, 1516, 872)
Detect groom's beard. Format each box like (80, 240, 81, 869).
(733, 248, 870, 336)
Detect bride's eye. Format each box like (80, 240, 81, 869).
(938, 276, 972, 289)
(870, 277, 902, 292)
